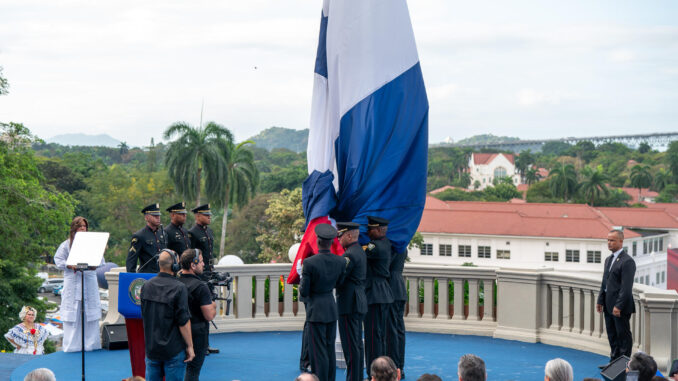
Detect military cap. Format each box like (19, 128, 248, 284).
(192, 203, 212, 216)
(337, 221, 360, 236)
(367, 216, 389, 227)
(166, 201, 187, 214)
(141, 203, 161, 216)
(315, 224, 337, 240)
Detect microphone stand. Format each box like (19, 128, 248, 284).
(74, 263, 90, 381)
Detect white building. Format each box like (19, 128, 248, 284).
(412, 197, 678, 289)
(468, 153, 520, 190)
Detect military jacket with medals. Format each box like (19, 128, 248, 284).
(336, 241, 368, 316)
(165, 223, 192, 256)
(189, 224, 215, 271)
(364, 237, 394, 305)
(126, 225, 168, 273)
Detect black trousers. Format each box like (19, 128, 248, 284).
(338, 314, 364, 381)
(604, 310, 633, 361)
(308, 320, 337, 381)
(364, 303, 388, 376)
(385, 301, 406, 373)
(184, 322, 208, 381)
(300, 320, 310, 370)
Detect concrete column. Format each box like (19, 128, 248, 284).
(254, 275, 266, 318)
(237, 275, 253, 318)
(436, 278, 449, 320)
(562, 286, 572, 332)
(641, 291, 678, 371)
(408, 277, 419, 317)
(283, 277, 294, 318)
(550, 285, 561, 330)
(102, 268, 125, 325)
(593, 291, 604, 339)
(483, 279, 494, 321)
(452, 279, 464, 321)
(494, 269, 546, 343)
(582, 290, 593, 336)
(422, 278, 434, 319)
(468, 279, 479, 321)
(269, 275, 280, 318)
(572, 288, 582, 334)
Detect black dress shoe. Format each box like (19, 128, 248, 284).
(208, 347, 220, 354)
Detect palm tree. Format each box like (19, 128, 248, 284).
(164, 121, 232, 206)
(118, 141, 129, 155)
(654, 168, 670, 192)
(578, 165, 609, 206)
(525, 167, 540, 186)
(215, 141, 260, 257)
(549, 162, 577, 202)
(630, 165, 653, 202)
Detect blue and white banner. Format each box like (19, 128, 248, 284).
(303, 0, 428, 253)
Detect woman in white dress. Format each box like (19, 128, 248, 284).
(54, 216, 103, 352)
(4, 306, 49, 354)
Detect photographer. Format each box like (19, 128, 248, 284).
(178, 249, 216, 381)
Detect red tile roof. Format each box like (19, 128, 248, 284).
(472, 153, 515, 165)
(429, 185, 470, 194)
(618, 187, 659, 204)
(516, 184, 529, 192)
(596, 207, 678, 230)
(646, 203, 678, 219)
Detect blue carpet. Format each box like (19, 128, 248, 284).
(10, 331, 608, 380)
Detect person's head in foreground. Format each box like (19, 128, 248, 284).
(417, 374, 442, 381)
(371, 356, 400, 381)
(294, 373, 319, 381)
(544, 358, 573, 381)
(24, 368, 56, 381)
(458, 354, 486, 381)
(628, 352, 658, 381)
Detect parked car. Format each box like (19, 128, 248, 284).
(38, 278, 63, 293)
(53, 284, 64, 296)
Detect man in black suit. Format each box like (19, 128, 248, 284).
(336, 222, 367, 381)
(300, 224, 347, 381)
(597, 229, 636, 363)
(165, 202, 192, 255)
(386, 247, 407, 378)
(364, 216, 394, 379)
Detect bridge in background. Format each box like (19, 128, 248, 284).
(437, 131, 678, 152)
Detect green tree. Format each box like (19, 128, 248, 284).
(0, 66, 8, 96)
(630, 165, 653, 201)
(224, 193, 273, 263)
(638, 142, 651, 154)
(164, 121, 231, 206)
(525, 167, 540, 185)
(256, 188, 304, 263)
(666, 141, 678, 184)
(549, 162, 577, 202)
(656, 184, 678, 203)
(541, 141, 571, 156)
(0, 138, 75, 351)
(484, 183, 521, 201)
(1, 122, 40, 149)
(216, 140, 260, 258)
(578, 165, 609, 206)
(653, 168, 671, 192)
(515, 150, 535, 179)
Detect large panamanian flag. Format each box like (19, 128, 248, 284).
(289, 0, 428, 283)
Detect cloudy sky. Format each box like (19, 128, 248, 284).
(1, 0, 677, 146)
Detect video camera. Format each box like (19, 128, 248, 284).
(205, 271, 233, 315)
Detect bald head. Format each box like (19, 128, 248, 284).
(295, 373, 319, 381)
(158, 251, 174, 272)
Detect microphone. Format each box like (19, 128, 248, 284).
(137, 252, 161, 273)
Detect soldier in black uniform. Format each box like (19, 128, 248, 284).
(165, 202, 192, 255)
(299, 224, 347, 381)
(126, 203, 168, 273)
(178, 249, 216, 381)
(363, 216, 393, 378)
(336, 222, 367, 381)
(386, 247, 407, 379)
(188, 203, 219, 355)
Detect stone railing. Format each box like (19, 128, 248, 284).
(105, 264, 678, 370)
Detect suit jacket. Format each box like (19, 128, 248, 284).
(165, 223, 192, 256)
(336, 242, 367, 316)
(365, 238, 394, 305)
(388, 247, 408, 301)
(597, 250, 636, 316)
(300, 249, 347, 323)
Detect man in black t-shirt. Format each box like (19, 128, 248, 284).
(140, 250, 194, 381)
(178, 249, 216, 381)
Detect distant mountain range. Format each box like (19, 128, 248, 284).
(247, 127, 308, 153)
(46, 133, 121, 148)
(454, 134, 520, 146)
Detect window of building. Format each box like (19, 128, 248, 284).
(587, 250, 601, 263)
(632, 242, 637, 256)
(478, 246, 491, 258)
(645, 275, 650, 285)
(421, 244, 433, 256)
(439, 244, 452, 257)
(657, 272, 660, 284)
(654, 239, 658, 252)
(643, 240, 647, 254)
(659, 238, 663, 251)
(497, 250, 511, 259)
(458, 245, 471, 258)
(544, 252, 559, 262)
(494, 166, 507, 179)
(662, 271, 665, 283)
(566, 250, 580, 263)
(634, 277, 638, 283)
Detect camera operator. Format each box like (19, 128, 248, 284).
(178, 249, 216, 381)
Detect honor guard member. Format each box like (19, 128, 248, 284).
(127, 203, 168, 273)
(299, 224, 347, 381)
(189, 204, 215, 273)
(188, 203, 219, 355)
(363, 216, 394, 378)
(386, 246, 408, 379)
(178, 249, 216, 381)
(336, 222, 367, 381)
(165, 202, 192, 255)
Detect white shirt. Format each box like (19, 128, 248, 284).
(609, 248, 623, 271)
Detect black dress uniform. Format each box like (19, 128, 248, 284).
(364, 216, 393, 376)
(189, 204, 215, 272)
(335, 222, 367, 381)
(300, 224, 347, 381)
(165, 202, 192, 255)
(126, 203, 168, 273)
(386, 247, 407, 377)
